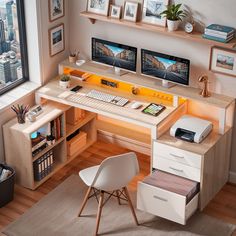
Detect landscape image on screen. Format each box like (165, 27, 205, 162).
(142, 52, 189, 85)
(93, 41, 136, 72)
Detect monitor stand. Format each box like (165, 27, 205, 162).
(161, 80, 176, 88)
(107, 67, 128, 76)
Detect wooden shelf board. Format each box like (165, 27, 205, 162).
(80, 11, 236, 49)
(32, 137, 64, 162)
(66, 112, 96, 137)
(97, 120, 151, 145)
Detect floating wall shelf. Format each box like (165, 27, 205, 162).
(80, 11, 236, 49)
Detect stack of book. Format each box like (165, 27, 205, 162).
(203, 24, 235, 43)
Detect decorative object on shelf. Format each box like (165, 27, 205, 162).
(203, 24, 235, 43)
(123, 1, 138, 22)
(110, 5, 121, 19)
(11, 104, 29, 124)
(59, 74, 71, 89)
(27, 112, 37, 122)
(46, 135, 56, 146)
(142, 0, 169, 27)
(209, 46, 236, 77)
(198, 75, 210, 97)
(131, 86, 140, 95)
(48, 0, 64, 22)
(184, 20, 195, 34)
(87, 0, 110, 16)
(49, 23, 65, 57)
(160, 3, 186, 31)
(69, 50, 78, 63)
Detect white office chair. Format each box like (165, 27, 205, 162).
(78, 152, 140, 236)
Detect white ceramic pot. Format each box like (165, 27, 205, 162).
(167, 20, 180, 31)
(59, 80, 70, 89)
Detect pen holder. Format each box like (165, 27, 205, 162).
(17, 113, 26, 124)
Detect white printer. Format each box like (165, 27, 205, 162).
(170, 115, 213, 143)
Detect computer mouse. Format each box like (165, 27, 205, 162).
(131, 102, 142, 109)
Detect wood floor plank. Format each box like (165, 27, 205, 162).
(0, 140, 236, 234)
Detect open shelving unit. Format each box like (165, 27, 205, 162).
(80, 11, 236, 49)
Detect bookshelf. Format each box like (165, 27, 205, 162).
(3, 102, 97, 190)
(80, 11, 236, 49)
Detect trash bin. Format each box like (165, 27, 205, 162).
(0, 164, 15, 207)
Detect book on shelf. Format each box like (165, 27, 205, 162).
(204, 30, 235, 40)
(49, 115, 63, 141)
(202, 34, 234, 43)
(205, 24, 235, 36)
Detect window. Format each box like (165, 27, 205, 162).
(0, 0, 28, 95)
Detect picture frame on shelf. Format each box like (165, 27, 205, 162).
(123, 1, 139, 22)
(110, 5, 121, 19)
(209, 46, 236, 77)
(49, 23, 65, 57)
(87, 0, 110, 16)
(142, 0, 169, 27)
(48, 0, 65, 22)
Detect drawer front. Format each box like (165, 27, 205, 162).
(137, 182, 198, 225)
(153, 141, 202, 169)
(153, 156, 201, 182)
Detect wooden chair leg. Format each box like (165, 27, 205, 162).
(116, 190, 121, 205)
(78, 186, 92, 217)
(123, 187, 139, 226)
(95, 191, 104, 236)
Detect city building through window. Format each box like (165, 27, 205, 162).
(0, 0, 28, 95)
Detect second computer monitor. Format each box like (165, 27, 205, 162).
(92, 38, 137, 73)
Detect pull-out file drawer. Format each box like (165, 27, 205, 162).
(153, 156, 201, 182)
(137, 171, 199, 225)
(153, 141, 202, 169)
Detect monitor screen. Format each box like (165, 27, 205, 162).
(92, 38, 137, 72)
(141, 49, 190, 86)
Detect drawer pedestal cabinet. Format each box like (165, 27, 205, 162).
(137, 126, 233, 224)
(3, 102, 97, 190)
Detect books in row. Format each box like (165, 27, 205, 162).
(50, 115, 63, 141)
(0, 166, 12, 182)
(33, 150, 54, 181)
(203, 24, 235, 43)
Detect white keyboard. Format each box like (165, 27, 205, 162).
(86, 90, 129, 107)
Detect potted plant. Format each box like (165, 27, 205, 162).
(59, 74, 70, 89)
(161, 3, 186, 31)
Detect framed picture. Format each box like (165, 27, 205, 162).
(49, 23, 65, 57)
(87, 0, 110, 16)
(142, 0, 169, 26)
(48, 0, 65, 22)
(210, 46, 236, 77)
(110, 5, 121, 19)
(123, 1, 138, 22)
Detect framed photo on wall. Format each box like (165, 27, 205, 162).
(123, 1, 139, 22)
(142, 0, 169, 26)
(48, 0, 65, 22)
(49, 23, 65, 57)
(87, 0, 110, 16)
(110, 5, 121, 19)
(210, 46, 236, 77)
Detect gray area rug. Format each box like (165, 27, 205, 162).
(3, 175, 236, 236)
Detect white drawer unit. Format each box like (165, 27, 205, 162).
(153, 156, 201, 182)
(153, 141, 202, 169)
(137, 181, 199, 225)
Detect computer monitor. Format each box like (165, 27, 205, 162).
(92, 38, 137, 75)
(141, 49, 190, 87)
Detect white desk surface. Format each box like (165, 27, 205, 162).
(36, 77, 180, 129)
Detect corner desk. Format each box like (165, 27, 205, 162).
(4, 60, 235, 225)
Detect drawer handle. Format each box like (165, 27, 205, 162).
(169, 166, 184, 172)
(170, 153, 184, 159)
(153, 195, 168, 202)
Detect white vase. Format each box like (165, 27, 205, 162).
(167, 20, 180, 31)
(59, 80, 70, 89)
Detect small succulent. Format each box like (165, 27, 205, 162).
(160, 3, 187, 21)
(60, 74, 70, 82)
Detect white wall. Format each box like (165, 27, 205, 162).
(69, 0, 236, 173)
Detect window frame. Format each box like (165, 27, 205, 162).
(0, 0, 29, 96)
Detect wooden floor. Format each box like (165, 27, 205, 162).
(1, 140, 236, 235)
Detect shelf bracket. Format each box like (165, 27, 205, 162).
(89, 18, 96, 24)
